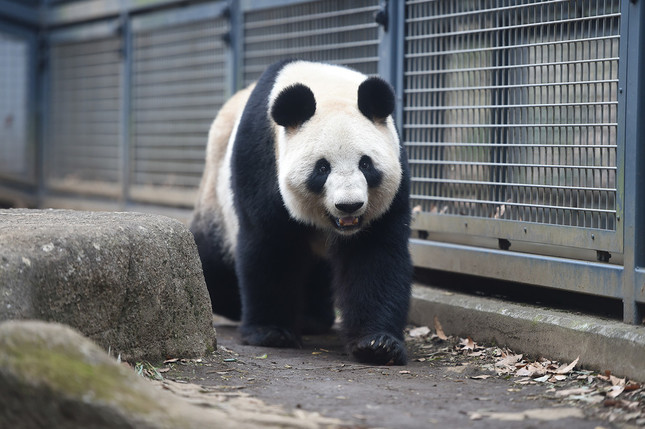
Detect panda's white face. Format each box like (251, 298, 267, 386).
(277, 113, 401, 235)
(269, 63, 402, 235)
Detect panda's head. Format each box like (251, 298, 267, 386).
(270, 75, 402, 236)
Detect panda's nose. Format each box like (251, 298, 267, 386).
(335, 202, 364, 214)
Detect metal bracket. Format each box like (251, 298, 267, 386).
(374, 1, 388, 32)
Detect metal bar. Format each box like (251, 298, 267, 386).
(620, 0, 645, 323)
(406, 142, 617, 148)
(405, 102, 618, 111)
(46, 0, 216, 27)
(119, 13, 131, 208)
(244, 22, 377, 44)
(404, 58, 620, 77)
(243, 5, 379, 29)
(408, 160, 617, 170)
(244, 39, 380, 59)
(635, 269, 645, 303)
(406, 13, 621, 42)
(411, 195, 617, 215)
(412, 214, 620, 254)
(410, 238, 624, 299)
(404, 80, 619, 94)
(411, 177, 616, 193)
(404, 35, 620, 59)
(405, 0, 602, 22)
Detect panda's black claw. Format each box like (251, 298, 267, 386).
(349, 333, 407, 365)
(240, 325, 301, 348)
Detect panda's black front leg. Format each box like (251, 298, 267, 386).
(235, 227, 309, 348)
(330, 225, 412, 365)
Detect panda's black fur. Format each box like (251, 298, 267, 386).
(191, 59, 412, 365)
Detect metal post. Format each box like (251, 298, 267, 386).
(119, 12, 132, 209)
(228, 0, 243, 93)
(621, 0, 645, 324)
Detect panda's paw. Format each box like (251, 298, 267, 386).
(349, 333, 407, 366)
(240, 324, 301, 348)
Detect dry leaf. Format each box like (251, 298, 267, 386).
(434, 316, 448, 340)
(471, 375, 492, 380)
(399, 370, 411, 374)
(164, 358, 179, 364)
(607, 385, 625, 399)
(495, 354, 522, 367)
(554, 356, 579, 374)
(625, 382, 641, 391)
(409, 326, 430, 338)
(609, 375, 626, 386)
(459, 337, 475, 351)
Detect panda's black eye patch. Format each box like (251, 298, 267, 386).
(307, 158, 331, 194)
(359, 155, 382, 188)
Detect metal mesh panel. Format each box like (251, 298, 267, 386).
(243, 0, 380, 85)
(131, 18, 229, 197)
(0, 32, 30, 180)
(47, 36, 122, 190)
(404, 0, 620, 232)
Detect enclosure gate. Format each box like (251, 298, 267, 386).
(0, 0, 643, 322)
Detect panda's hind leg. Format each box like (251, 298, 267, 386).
(190, 214, 241, 321)
(302, 258, 335, 335)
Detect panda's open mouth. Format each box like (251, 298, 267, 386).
(330, 215, 363, 232)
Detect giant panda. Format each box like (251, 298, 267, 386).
(190, 59, 412, 365)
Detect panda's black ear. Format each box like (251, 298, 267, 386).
(357, 77, 395, 123)
(271, 84, 316, 129)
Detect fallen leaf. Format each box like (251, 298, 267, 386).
(471, 375, 492, 380)
(434, 316, 448, 340)
(515, 362, 545, 378)
(607, 385, 625, 399)
(163, 358, 179, 364)
(495, 354, 522, 367)
(625, 382, 641, 391)
(255, 354, 268, 359)
(534, 375, 550, 382)
(408, 326, 431, 338)
(399, 370, 411, 374)
(554, 356, 579, 374)
(459, 337, 475, 351)
(157, 367, 170, 373)
(609, 375, 626, 386)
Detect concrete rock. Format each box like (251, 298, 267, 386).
(0, 320, 341, 429)
(0, 209, 215, 362)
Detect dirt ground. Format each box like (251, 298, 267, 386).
(156, 320, 645, 428)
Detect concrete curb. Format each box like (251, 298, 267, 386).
(409, 284, 645, 381)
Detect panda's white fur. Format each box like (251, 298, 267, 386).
(271, 62, 402, 235)
(206, 61, 402, 257)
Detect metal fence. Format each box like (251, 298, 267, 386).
(0, 0, 643, 323)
